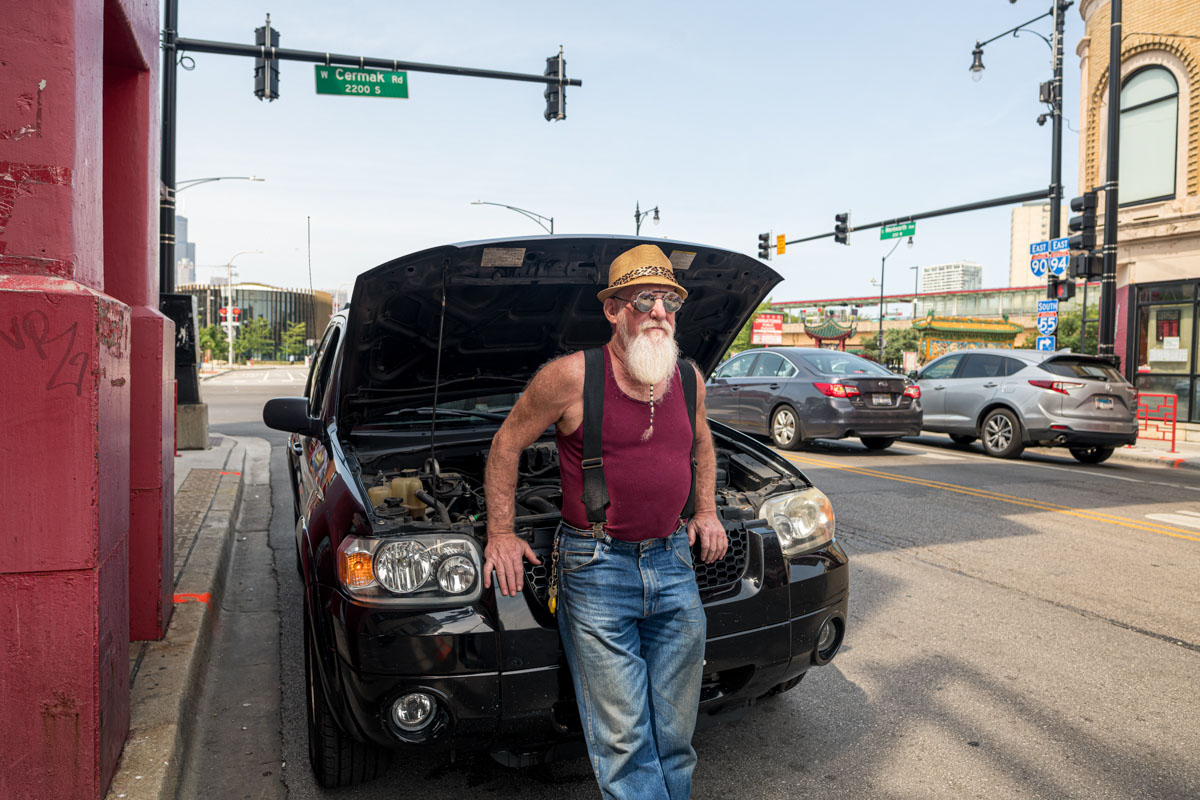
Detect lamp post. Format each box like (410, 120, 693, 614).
(176, 175, 265, 192)
(470, 200, 554, 234)
(910, 264, 920, 318)
(969, 1, 1070, 238)
(634, 201, 660, 235)
(222, 250, 261, 367)
(875, 236, 913, 364)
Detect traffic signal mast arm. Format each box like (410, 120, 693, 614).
(174, 36, 584, 89)
(775, 188, 1049, 248)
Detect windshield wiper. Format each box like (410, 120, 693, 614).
(383, 407, 509, 422)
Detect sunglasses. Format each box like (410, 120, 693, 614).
(616, 290, 684, 313)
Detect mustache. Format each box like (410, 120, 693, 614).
(639, 320, 673, 334)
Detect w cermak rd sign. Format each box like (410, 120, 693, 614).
(314, 65, 409, 98)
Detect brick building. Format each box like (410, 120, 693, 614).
(1078, 0, 1200, 420)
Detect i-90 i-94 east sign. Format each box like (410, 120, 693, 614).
(314, 65, 408, 98)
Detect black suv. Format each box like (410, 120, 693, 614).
(263, 236, 850, 787)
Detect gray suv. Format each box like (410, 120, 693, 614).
(915, 348, 1138, 463)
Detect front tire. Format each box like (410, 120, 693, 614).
(980, 409, 1024, 458)
(859, 436, 895, 450)
(305, 607, 383, 788)
(1070, 446, 1115, 464)
(771, 405, 803, 450)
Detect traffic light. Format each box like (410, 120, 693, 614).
(1048, 278, 1076, 301)
(254, 19, 280, 101)
(834, 212, 850, 245)
(757, 232, 772, 260)
(544, 50, 565, 121)
(1070, 252, 1102, 279)
(1068, 191, 1097, 251)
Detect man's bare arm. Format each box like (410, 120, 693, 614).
(482, 355, 583, 595)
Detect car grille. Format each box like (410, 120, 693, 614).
(524, 527, 751, 605)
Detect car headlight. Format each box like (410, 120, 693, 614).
(337, 534, 482, 605)
(757, 488, 835, 556)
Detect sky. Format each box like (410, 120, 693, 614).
(170, 0, 1085, 305)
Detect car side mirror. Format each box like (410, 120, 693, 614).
(263, 397, 321, 436)
(908, 370, 919, 380)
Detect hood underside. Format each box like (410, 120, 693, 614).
(340, 235, 781, 423)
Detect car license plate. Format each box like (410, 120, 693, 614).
(872, 393, 891, 406)
(1095, 396, 1114, 410)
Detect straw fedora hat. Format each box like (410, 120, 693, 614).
(597, 244, 688, 301)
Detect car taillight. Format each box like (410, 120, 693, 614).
(903, 384, 921, 399)
(1028, 379, 1085, 395)
(814, 382, 860, 398)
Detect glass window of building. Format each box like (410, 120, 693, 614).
(1119, 66, 1179, 205)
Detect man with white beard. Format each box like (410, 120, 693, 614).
(483, 243, 726, 800)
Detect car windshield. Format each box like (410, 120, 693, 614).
(802, 352, 893, 377)
(1042, 357, 1126, 382)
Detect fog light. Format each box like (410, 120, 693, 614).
(391, 692, 434, 732)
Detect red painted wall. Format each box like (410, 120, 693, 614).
(0, 0, 164, 795)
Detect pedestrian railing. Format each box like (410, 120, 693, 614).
(1135, 392, 1178, 453)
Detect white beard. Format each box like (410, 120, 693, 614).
(622, 320, 679, 387)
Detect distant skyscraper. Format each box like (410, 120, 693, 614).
(1009, 200, 1067, 287)
(175, 214, 197, 285)
(920, 261, 983, 294)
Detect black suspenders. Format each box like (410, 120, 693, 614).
(579, 348, 698, 533)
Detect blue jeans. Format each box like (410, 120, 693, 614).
(556, 521, 706, 800)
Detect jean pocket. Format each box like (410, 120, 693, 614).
(671, 541, 694, 570)
(560, 541, 602, 573)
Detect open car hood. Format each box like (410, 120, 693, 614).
(339, 235, 781, 425)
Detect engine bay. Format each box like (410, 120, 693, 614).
(347, 432, 806, 538)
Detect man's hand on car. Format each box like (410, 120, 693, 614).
(483, 533, 541, 597)
(688, 511, 727, 563)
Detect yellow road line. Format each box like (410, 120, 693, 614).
(782, 453, 1200, 543)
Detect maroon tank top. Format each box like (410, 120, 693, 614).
(557, 346, 693, 542)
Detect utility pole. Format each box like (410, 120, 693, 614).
(1049, 0, 1067, 238)
(1098, 0, 1122, 359)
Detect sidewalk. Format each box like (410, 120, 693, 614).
(106, 434, 268, 800)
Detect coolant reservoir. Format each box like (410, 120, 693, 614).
(367, 484, 391, 509)
(391, 471, 426, 518)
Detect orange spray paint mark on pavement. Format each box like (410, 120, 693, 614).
(219, 471, 241, 476)
(173, 592, 212, 606)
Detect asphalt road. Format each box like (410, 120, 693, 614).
(185, 367, 1200, 799)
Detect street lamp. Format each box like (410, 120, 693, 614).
(222, 250, 261, 367)
(470, 200, 554, 234)
(876, 236, 913, 364)
(176, 176, 265, 192)
(969, 2, 1070, 237)
(634, 201, 660, 235)
(909, 264, 920, 318)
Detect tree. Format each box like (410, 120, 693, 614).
(282, 320, 307, 357)
(882, 327, 921, 371)
(1054, 309, 1098, 354)
(233, 317, 272, 362)
(198, 324, 228, 361)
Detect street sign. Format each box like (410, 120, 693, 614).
(880, 222, 916, 240)
(1030, 256, 1049, 278)
(776, 234, 785, 255)
(1036, 298, 1058, 335)
(1036, 336, 1055, 351)
(314, 65, 409, 98)
(751, 313, 783, 345)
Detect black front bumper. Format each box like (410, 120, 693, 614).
(310, 526, 850, 760)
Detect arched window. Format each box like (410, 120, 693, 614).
(1119, 66, 1179, 205)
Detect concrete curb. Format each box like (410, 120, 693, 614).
(1108, 445, 1200, 471)
(106, 463, 244, 800)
